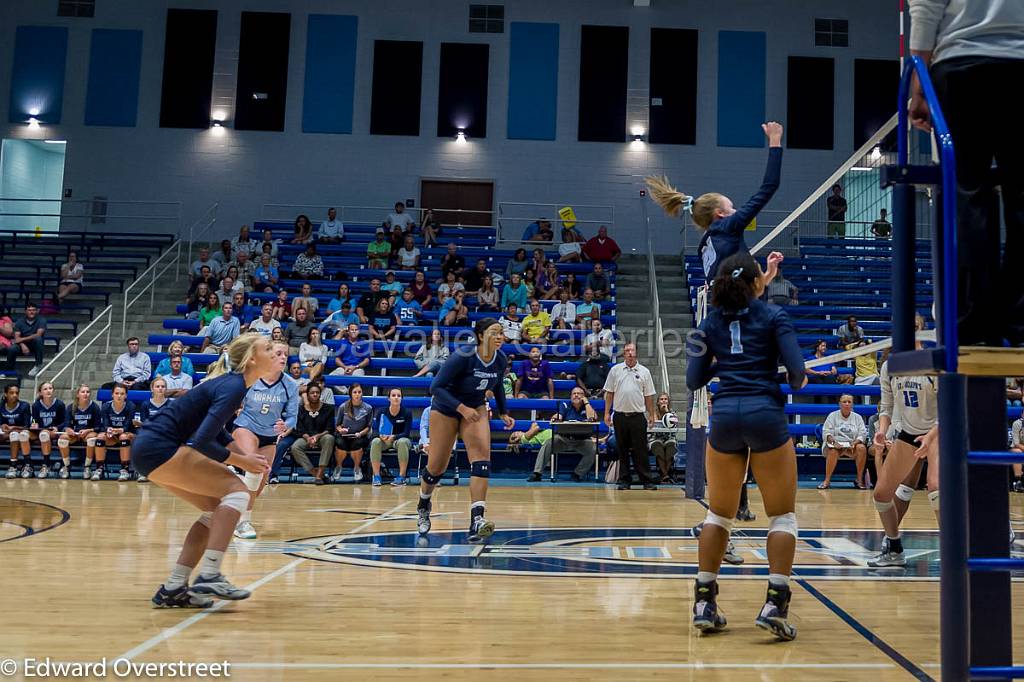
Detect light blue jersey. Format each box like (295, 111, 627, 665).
(232, 374, 299, 437)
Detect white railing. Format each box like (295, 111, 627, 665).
(121, 240, 184, 337)
(0, 197, 181, 235)
(497, 201, 615, 246)
(645, 210, 670, 395)
(186, 202, 219, 276)
(32, 305, 113, 396)
(259, 203, 494, 229)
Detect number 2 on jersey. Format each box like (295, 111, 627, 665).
(902, 390, 919, 408)
(729, 321, 743, 354)
(476, 379, 489, 391)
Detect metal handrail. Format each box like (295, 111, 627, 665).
(260, 203, 493, 221)
(186, 202, 219, 277)
(32, 304, 113, 396)
(121, 240, 183, 337)
(645, 209, 670, 395)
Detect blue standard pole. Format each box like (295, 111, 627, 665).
(939, 372, 969, 681)
(891, 182, 916, 353)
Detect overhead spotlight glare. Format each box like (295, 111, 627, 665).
(27, 117, 40, 128)
(28, 107, 40, 116)
(455, 130, 468, 143)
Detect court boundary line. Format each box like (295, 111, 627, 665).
(0, 496, 71, 542)
(229, 661, 934, 670)
(117, 500, 412, 662)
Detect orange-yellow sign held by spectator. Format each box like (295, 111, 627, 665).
(558, 206, 577, 229)
(745, 217, 756, 231)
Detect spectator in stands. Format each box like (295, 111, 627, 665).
(212, 239, 234, 276)
(198, 292, 222, 328)
(440, 242, 465, 282)
(477, 276, 500, 312)
(327, 283, 356, 316)
(764, 267, 799, 305)
(826, 184, 848, 238)
(322, 302, 359, 338)
(216, 276, 236, 307)
(819, 393, 869, 489)
(260, 228, 281, 259)
(583, 225, 622, 262)
(439, 290, 469, 327)
(331, 323, 370, 377)
(104, 337, 151, 391)
(56, 250, 84, 304)
(528, 247, 546, 275)
(397, 235, 421, 270)
(190, 247, 215, 279)
(420, 208, 440, 247)
(0, 313, 15, 359)
(501, 364, 518, 398)
(299, 327, 329, 381)
(154, 340, 194, 377)
(224, 267, 245, 296)
(837, 316, 865, 348)
(649, 392, 680, 483)
(603, 343, 658, 490)
(525, 219, 554, 243)
(506, 248, 529, 279)
(367, 228, 391, 269)
(562, 272, 582, 299)
(200, 302, 240, 353)
(369, 388, 413, 486)
(410, 271, 434, 310)
(806, 339, 853, 385)
(500, 304, 523, 343)
(463, 259, 491, 294)
(231, 291, 256, 328)
(334, 383, 373, 483)
(516, 347, 554, 399)
(388, 225, 407, 265)
(292, 243, 325, 280)
(501, 273, 529, 311)
(526, 387, 599, 482)
(271, 288, 291, 321)
(521, 218, 545, 242)
(522, 299, 552, 343)
(437, 271, 465, 305)
(161, 356, 194, 398)
(3, 303, 46, 377)
(871, 208, 892, 239)
(318, 207, 344, 243)
(413, 329, 449, 377)
(394, 288, 423, 326)
(232, 251, 256, 292)
(291, 214, 314, 244)
(854, 342, 880, 386)
(584, 319, 614, 360)
(285, 306, 315, 350)
(1007, 377, 1024, 407)
(576, 289, 601, 329)
(522, 268, 537, 299)
(1011, 415, 1024, 493)
(292, 282, 319, 321)
(369, 298, 399, 341)
(559, 224, 585, 263)
(357, 279, 387, 323)
(537, 262, 561, 300)
(254, 254, 279, 292)
(551, 288, 577, 330)
(231, 225, 258, 258)
(190, 263, 219, 293)
(185, 281, 212, 319)
(385, 202, 415, 233)
(586, 263, 610, 301)
(381, 270, 404, 300)
(289, 382, 336, 484)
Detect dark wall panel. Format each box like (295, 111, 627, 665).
(8, 26, 68, 125)
(302, 14, 358, 134)
(854, 58, 899, 149)
(649, 28, 697, 145)
(786, 56, 834, 150)
(717, 30, 766, 147)
(85, 29, 143, 127)
(507, 22, 558, 140)
(159, 9, 217, 129)
(370, 40, 423, 136)
(235, 11, 291, 132)
(437, 43, 489, 138)
(578, 25, 628, 143)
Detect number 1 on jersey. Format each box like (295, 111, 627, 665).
(729, 320, 743, 354)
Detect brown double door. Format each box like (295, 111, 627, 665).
(420, 179, 494, 227)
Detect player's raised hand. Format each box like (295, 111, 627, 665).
(762, 122, 784, 146)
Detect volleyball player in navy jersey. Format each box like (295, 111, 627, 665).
(135, 377, 172, 482)
(231, 340, 298, 540)
(685, 252, 807, 641)
(30, 382, 66, 478)
(131, 333, 274, 606)
(96, 383, 138, 481)
(417, 318, 515, 542)
(61, 385, 102, 479)
(2, 384, 32, 478)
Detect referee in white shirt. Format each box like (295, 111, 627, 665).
(603, 343, 658, 490)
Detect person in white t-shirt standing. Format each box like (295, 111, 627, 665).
(318, 207, 344, 244)
(385, 202, 416, 233)
(818, 394, 868, 490)
(602, 343, 658, 490)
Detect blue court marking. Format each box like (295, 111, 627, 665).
(0, 497, 71, 543)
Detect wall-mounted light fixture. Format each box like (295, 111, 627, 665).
(454, 129, 468, 143)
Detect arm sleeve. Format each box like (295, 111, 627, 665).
(111, 357, 125, 382)
(822, 412, 837, 440)
(396, 408, 412, 438)
(720, 147, 783, 236)
(685, 325, 716, 391)
(142, 355, 152, 377)
(493, 378, 508, 415)
(429, 353, 465, 414)
(773, 310, 806, 390)
(190, 384, 245, 462)
(857, 415, 868, 442)
(879, 363, 894, 419)
(908, 0, 946, 52)
(283, 384, 299, 430)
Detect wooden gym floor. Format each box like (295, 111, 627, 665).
(3, 479, 1024, 681)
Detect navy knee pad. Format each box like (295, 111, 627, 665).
(471, 461, 490, 479)
(420, 467, 442, 485)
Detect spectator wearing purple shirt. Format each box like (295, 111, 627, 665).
(515, 347, 554, 399)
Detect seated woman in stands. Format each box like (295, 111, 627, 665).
(260, 228, 281, 260)
(437, 271, 465, 306)
(56, 250, 85, 303)
(439, 290, 470, 327)
(537, 261, 561, 300)
(806, 339, 852, 385)
(185, 282, 212, 319)
(334, 383, 372, 483)
(369, 298, 399, 342)
(198, 292, 222, 331)
(420, 209, 440, 248)
(299, 327, 328, 381)
(410, 271, 434, 310)
(559, 225, 585, 263)
(562, 272, 582, 300)
(291, 214, 314, 244)
(505, 248, 529, 280)
(271, 288, 291, 321)
(413, 329, 450, 378)
(476, 276, 500, 313)
(155, 340, 195, 378)
(522, 268, 538, 299)
(61, 384, 102, 481)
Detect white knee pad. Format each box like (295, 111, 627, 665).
(928, 489, 940, 512)
(86, 437, 97, 447)
(895, 484, 915, 502)
(38, 431, 50, 443)
(8, 431, 23, 443)
(198, 511, 214, 527)
(703, 510, 734, 533)
(873, 498, 895, 513)
(18, 431, 29, 442)
(768, 512, 799, 539)
(219, 490, 250, 514)
(57, 438, 70, 448)
(243, 470, 263, 492)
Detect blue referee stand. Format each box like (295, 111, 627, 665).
(885, 56, 1024, 681)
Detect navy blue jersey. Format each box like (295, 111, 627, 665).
(32, 399, 66, 429)
(101, 400, 137, 433)
(139, 372, 250, 463)
(67, 403, 102, 431)
(686, 299, 805, 405)
(139, 398, 172, 423)
(232, 374, 299, 437)
(697, 147, 782, 279)
(0, 400, 31, 427)
(430, 348, 509, 415)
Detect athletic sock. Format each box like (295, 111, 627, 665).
(198, 549, 225, 579)
(419, 491, 432, 500)
(165, 563, 193, 590)
(240, 510, 252, 523)
(84, 457, 93, 467)
(768, 573, 790, 588)
(470, 501, 486, 522)
(696, 571, 717, 584)
(886, 535, 903, 554)
(62, 457, 70, 467)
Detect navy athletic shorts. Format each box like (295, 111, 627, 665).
(130, 430, 178, 477)
(430, 401, 486, 420)
(896, 429, 926, 447)
(708, 396, 791, 455)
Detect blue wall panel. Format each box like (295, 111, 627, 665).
(85, 29, 143, 127)
(507, 22, 558, 141)
(717, 30, 766, 148)
(8, 26, 68, 124)
(302, 14, 358, 134)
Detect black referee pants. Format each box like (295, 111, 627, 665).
(613, 412, 656, 485)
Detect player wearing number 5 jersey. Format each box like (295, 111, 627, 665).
(686, 252, 806, 641)
(867, 351, 939, 568)
(417, 318, 515, 542)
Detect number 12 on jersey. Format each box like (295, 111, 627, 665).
(903, 390, 919, 408)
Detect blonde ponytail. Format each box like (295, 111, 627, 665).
(644, 175, 692, 219)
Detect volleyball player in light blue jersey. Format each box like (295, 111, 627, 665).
(231, 340, 298, 539)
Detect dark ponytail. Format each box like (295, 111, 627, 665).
(710, 253, 760, 311)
